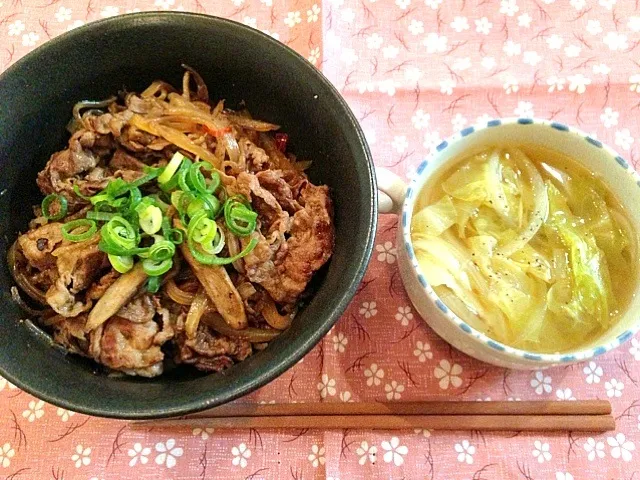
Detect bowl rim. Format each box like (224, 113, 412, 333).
(0, 11, 377, 418)
(401, 116, 640, 365)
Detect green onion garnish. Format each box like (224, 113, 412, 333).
(188, 236, 258, 265)
(223, 195, 258, 237)
(45, 148, 260, 274)
(100, 216, 139, 251)
(188, 162, 217, 195)
(142, 257, 173, 276)
(86, 211, 117, 222)
(108, 254, 134, 273)
(158, 152, 186, 185)
(139, 205, 163, 235)
(145, 275, 162, 293)
(148, 239, 176, 262)
(41, 193, 68, 221)
(62, 219, 97, 242)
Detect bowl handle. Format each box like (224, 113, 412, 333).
(376, 167, 408, 214)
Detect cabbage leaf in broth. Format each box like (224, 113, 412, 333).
(411, 146, 636, 353)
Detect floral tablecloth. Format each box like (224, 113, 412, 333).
(2, 0, 640, 478)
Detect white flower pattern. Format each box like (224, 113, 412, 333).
(308, 444, 325, 467)
(155, 439, 183, 469)
(384, 380, 405, 400)
(356, 441, 377, 465)
(128, 443, 151, 467)
(584, 437, 606, 461)
(530, 371, 552, 395)
(0, 443, 15, 468)
(231, 443, 251, 468)
(71, 444, 91, 468)
(364, 363, 385, 386)
(434, 360, 463, 390)
(532, 440, 551, 463)
(381, 437, 408, 466)
(454, 440, 476, 464)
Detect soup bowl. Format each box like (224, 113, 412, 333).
(0, 13, 376, 418)
(377, 117, 640, 369)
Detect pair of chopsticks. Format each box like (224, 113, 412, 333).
(136, 400, 615, 432)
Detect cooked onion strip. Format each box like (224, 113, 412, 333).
(182, 64, 209, 103)
(165, 278, 195, 305)
(202, 312, 281, 343)
(226, 231, 245, 274)
(612, 208, 638, 266)
(262, 298, 294, 330)
(7, 241, 47, 304)
(227, 113, 280, 132)
(129, 114, 220, 167)
(72, 96, 117, 122)
(141, 81, 175, 99)
(185, 289, 209, 339)
(498, 149, 549, 256)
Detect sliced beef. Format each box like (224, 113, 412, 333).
(17, 222, 64, 270)
(256, 170, 302, 214)
(46, 278, 92, 318)
(117, 294, 156, 323)
(243, 183, 334, 304)
(49, 314, 90, 356)
(37, 129, 111, 197)
(174, 324, 252, 372)
(278, 183, 334, 300)
(236, 172, 290, 238)
(53, 237, 109, 294)
(46, 237, 109, 317)
(95, 316, 168, 377)
(239, 137, 271, 172)
(110, 148, 147, 171)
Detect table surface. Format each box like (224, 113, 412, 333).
(2, 0, 640, 478)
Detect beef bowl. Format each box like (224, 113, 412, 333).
(0, 13, 376, 418)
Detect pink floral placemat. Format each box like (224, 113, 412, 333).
(1, 0, 640, 478)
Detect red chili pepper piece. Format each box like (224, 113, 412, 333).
(204, 125, 232, 137)
(274, 133, 289, 152)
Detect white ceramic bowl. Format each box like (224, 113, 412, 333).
(377, 117, 640, 369)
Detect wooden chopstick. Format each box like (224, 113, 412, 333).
(188, 400, 612, 418)
(137, 414, 614, 432)
(134, 401, 615, 432)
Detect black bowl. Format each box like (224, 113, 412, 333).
(0, 13, 376, 418)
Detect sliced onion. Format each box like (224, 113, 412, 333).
(221, 132, 240, 164)
(485, 151, 512, 223)
(201, 311, 281, 343)
(72, 96, 117, 122)
(165, 278, 195, 305)
(140, 81, 176, 99)
(236, 282, 256, 300)
(499, 149, 549, 256)
(226, 231, 245, 273)
(259, 133, 297, 171)
(262, 298, 294, 330)
(611, 208, 637, 266)
(7, 241, 47, 304)
(129, 114, 220, 167)
(182, 64, 209, 103)
(185, 289, 209, 339)
(226, 113, 280, 132)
